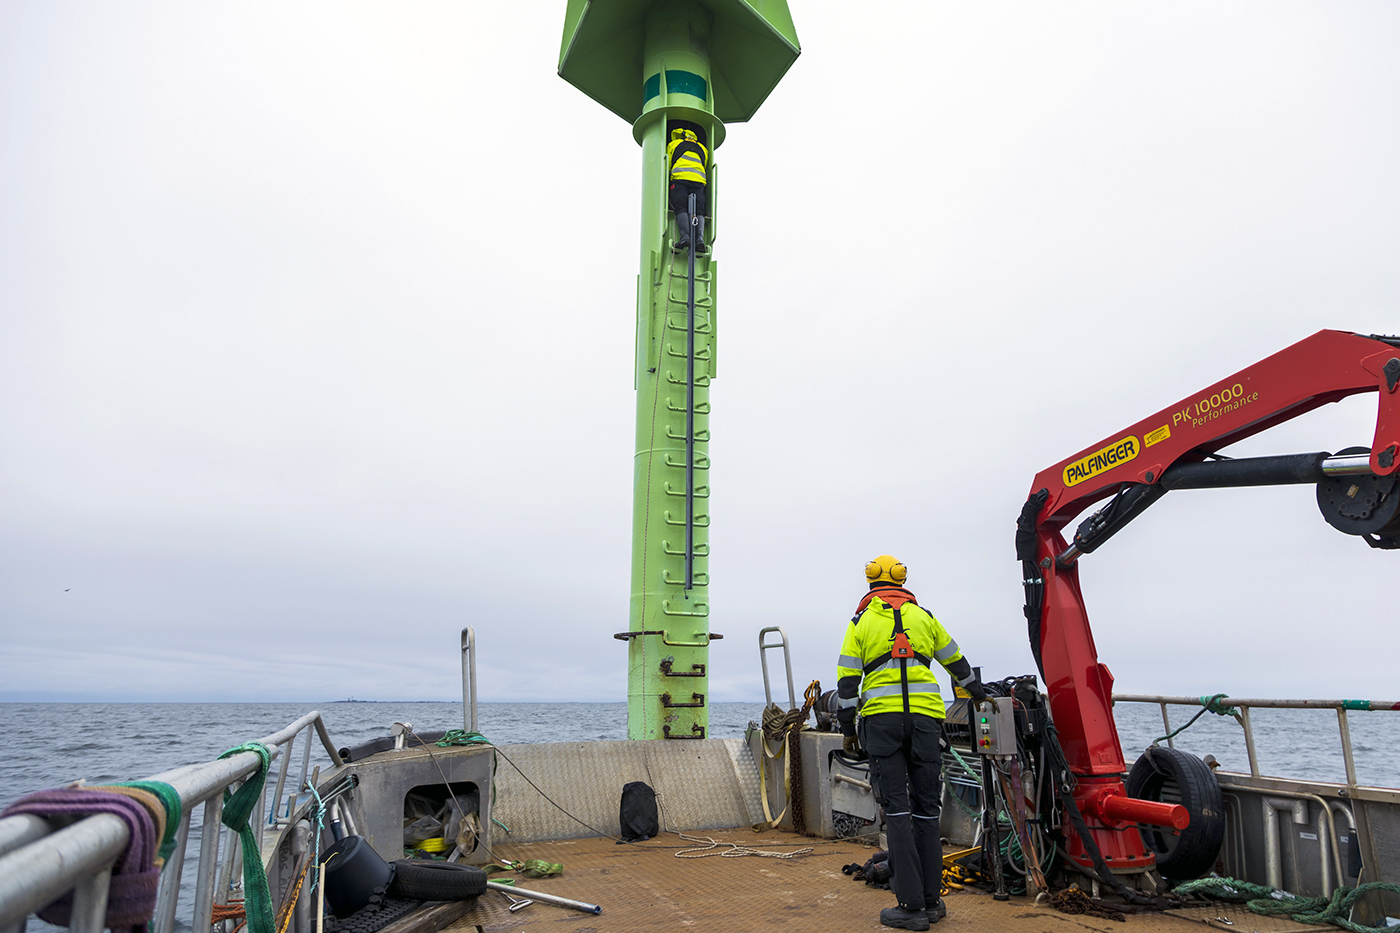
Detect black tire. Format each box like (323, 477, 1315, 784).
(388, 860, 488, 900)
(1126, 746, 1225, 880)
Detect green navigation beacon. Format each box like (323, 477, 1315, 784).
(558, 1, 799, 739)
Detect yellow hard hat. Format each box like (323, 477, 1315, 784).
(865, 554, 908, 585)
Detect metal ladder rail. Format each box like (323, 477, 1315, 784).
(656, 219, 714, 594)
(684, 192, 697, 591)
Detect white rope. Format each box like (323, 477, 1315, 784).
(656, 792, 813, 860)
(674, 832, 814, 860)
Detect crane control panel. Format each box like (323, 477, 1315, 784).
(974, 697, 1017, 756)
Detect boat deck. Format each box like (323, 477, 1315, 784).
(416, 832, 1336, 933)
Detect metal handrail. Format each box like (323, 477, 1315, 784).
(0, 711, 340, 933)
(758, 626, 797, 710)
(1113, 694, 1399, 785)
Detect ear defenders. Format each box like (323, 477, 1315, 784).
(864, 554, 908, 585)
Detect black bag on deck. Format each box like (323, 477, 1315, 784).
(618, 781, 658, 842)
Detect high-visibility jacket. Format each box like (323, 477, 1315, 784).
(666, 137, 708, 185)
(836, 587, 967, 720)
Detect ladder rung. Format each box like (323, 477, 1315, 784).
(663, 482, 710, 498)
(663, 453, 710, 470)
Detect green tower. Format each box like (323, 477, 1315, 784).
(558, 0, 799, 739)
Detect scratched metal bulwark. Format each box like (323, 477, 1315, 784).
(489, 739, 765, 842)
(435, 833, 1334, 933)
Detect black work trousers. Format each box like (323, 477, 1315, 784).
(668, 179, 708, 216)
(860, 711, 944, 910)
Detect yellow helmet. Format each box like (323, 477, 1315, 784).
(670, 128, 698, 142)
(864, 554, 908, 585)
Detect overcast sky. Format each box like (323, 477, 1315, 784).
(2, 2, 1397, 706)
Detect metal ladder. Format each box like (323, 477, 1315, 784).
(663, 196, 714, 594)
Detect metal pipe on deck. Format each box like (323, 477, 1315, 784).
(486, 881, 601, 915)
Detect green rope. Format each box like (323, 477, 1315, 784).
(1153, 693, 1239, 745)
(109, 780, 182, 863)
(942, 745, 984, 819)
(1175, 877, 1400, 933)
(219, 742, 275, 933)
(436, 730, 491, 747)
(481, 858, 562, 877)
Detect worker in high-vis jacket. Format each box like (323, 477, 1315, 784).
(666, 127, 708, 252)
(837, 555, 987, 931)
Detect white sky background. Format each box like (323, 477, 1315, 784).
(1, 2, 1397, 704)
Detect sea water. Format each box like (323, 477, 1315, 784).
(5, 700, 1395, 810)
(1, 700, 1396, 928)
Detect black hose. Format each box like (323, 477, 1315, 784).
(1042, 720, 1182, 910)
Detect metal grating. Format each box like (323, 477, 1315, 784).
(428, 832, 1304, 933)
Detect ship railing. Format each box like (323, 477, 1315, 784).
(1113, 693, 1398, 786)
(1114, 694, 1399, 897)
(0, 710, 340, 933)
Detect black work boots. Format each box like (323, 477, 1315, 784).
(879, 905, 929, 930)
(879, 900, 945, 930)
(672, 213, 707, 253)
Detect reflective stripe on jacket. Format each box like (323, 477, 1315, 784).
(836, 594, 965, 720)
(666, 138, 708, 185)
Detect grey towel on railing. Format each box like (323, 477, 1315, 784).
(1, 788, 159, 933)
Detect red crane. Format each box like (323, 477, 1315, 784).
(1018, 329, 1400, 874)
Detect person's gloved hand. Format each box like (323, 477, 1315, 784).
(843, 733, 860, 755)
(966, 679, 988, 705)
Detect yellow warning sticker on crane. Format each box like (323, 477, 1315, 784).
(1144, 425, 1171, 447)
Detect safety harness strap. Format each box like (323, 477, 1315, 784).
(855, 601, 923, 714)
(894, 606, 911, 714)
(858, 602, 932, 675)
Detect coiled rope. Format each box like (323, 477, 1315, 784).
(1175, 878, 1400, 933)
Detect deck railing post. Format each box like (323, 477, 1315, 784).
(215, 825, 242, 920)
(154, 808, 193, 933)
(1336, 708, 1358, 786)
(461, 626, 478, 733)
(293, 726, 313, 812)
(68, 865, 113, 933)
(269, 735, 294, 826)
(191, 794, 225, 933)
(1239, 706, 1261, 777)
(1159, 702, 1174, 749)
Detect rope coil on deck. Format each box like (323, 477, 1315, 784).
(1175, 878, 1400, 933)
